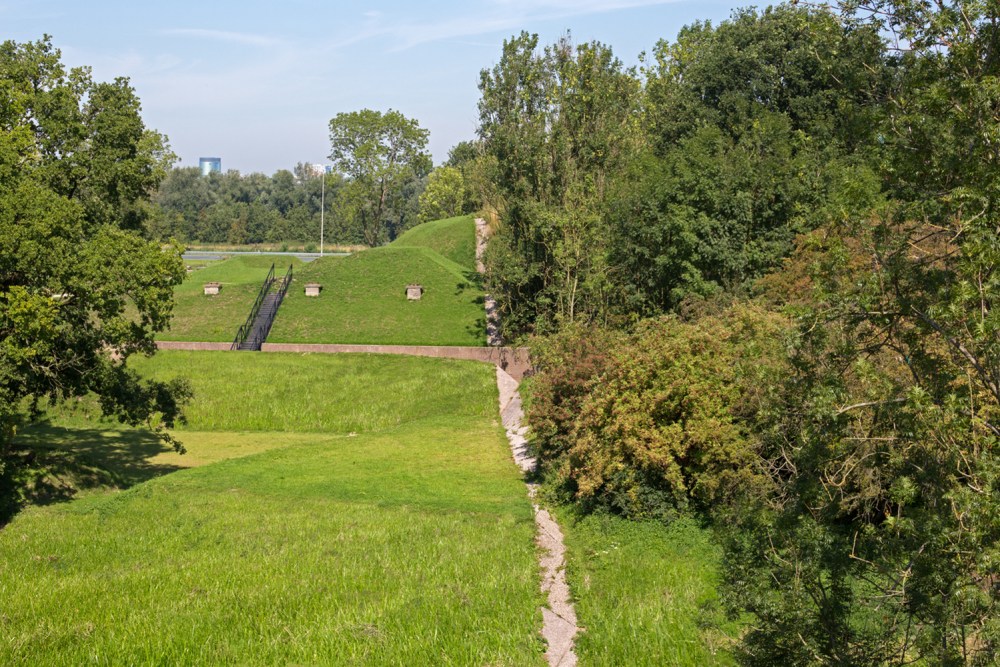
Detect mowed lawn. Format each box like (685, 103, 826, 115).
(0, 352, 543, 665)
(160, 256, 302, 342)
(393, 215, 477, 271)
(269, 246, 485, 346)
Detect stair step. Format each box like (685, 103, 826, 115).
(232, 265, 293, 351)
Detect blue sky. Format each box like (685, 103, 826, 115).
(4, 0, 755, 174)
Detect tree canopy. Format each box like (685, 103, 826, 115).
(328, 109, 431, 245)
(0, 37, 188, 517)
(482, 3, 1000, 663)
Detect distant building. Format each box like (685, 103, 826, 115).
(199, 157, 222, 176)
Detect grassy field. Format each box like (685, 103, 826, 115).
(160, 256, 302, 342)
(186, 242, 364, 253)
(1, 352, 543, 665)
(268, 234, 484, 346)
(555, 510, 738, 666)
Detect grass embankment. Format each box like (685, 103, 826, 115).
(269, 216, 484, 346)
(555, 510, 738, 666)
(0, 352, 543, 665)
(161, 255, 302, 342)
(393, 215, 477, 271)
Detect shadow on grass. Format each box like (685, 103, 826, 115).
(467, 315, 488, 342)
(462, 269, 484, 290)
(3, 423, 182, 523)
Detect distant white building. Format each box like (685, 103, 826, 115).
(199, 157, 222, 176)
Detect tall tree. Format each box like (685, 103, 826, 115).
(722, 2, 1000, 662)
(0, 37, 188, 517)
(328, 109, 430, 246)
(418, 166, 466, 223)
(478, 33, 641, 336)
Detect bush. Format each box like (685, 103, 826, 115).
(527, 325, 624, 467)
(529, 305, 788, 520)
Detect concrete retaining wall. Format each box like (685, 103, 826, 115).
(156, 341, 232, 351)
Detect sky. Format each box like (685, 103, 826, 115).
(4, 0, 756, 175)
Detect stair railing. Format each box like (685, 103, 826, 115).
(243, 264, 293, 351)
(231, 263, 276, 351)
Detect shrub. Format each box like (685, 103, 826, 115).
(527, 325, 624, 467)
(537, 305, 788, 519)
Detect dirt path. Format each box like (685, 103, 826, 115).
(496, 357, 579, 666)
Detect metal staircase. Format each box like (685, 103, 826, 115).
(231, 263, 293, 351)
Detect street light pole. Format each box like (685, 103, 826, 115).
(319, 168, 325, 257)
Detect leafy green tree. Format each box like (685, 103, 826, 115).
(328, 109, 430, 246)
(721, 3, 1000, 660)
(478, 33, 641, 336)
(645, 5, 887, 154)
(0, 37, 188, 517)
(418, 166, 465, 223)
(445, 140, 483, 214)
(606, 5, 888, 315)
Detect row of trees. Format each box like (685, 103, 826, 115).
(148, 115, 477, 247)
(480, 1, 1000, 663)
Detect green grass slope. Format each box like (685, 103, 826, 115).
(393, 215, 477, 271)
(161, 256, 301, 342)
(132, 350, 496, 432)
(1, 353, 543, 665)
(268, 244, 484, 346)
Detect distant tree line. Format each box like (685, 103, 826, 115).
(148, 128, 479, 247)
(480, 2, 1000, 663)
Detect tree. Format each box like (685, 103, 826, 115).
(328, 109, 430, 246)
(0, 37, 188, 518)
(720, 3, 1000, 661)
(478, 33, 642, 336)
(606, 5, 889, 315)
(446, 140, 483, 214)
(418, 166, 465, 223)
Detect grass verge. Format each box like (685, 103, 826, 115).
(554, 509, 739, 666)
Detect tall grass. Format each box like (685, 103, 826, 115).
(555, 510, 738, 666)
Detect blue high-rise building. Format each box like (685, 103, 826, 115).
(199, 157, 222, 176)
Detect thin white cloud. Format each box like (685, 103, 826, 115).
(490, 0, 673, 10)
(327, 0, 682, 52)
(161, 28, 285, 48)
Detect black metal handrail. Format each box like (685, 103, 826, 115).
(231, 263, 276, 350)
(242, 264, 293, 351)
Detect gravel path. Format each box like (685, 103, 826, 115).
(477, 218, 502, 346)
(497, 368, 579, 666)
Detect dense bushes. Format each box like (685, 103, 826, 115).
(529, 305, 789, 519)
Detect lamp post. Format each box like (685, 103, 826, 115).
(319, 167, 325, 257)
